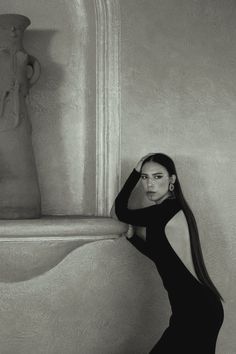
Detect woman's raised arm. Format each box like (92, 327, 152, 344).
(114, 168, 153, 226)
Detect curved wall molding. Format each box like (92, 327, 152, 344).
(94, 0, 121, 216)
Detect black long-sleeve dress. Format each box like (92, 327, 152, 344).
(115, 169, 224, 354)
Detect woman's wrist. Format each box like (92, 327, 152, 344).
(135, 160, 144, 173)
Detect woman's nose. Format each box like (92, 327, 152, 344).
(147, 179, 154, 186)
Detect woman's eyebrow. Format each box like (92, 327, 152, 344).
(141, 172, 164, 176)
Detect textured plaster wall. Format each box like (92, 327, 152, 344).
(120, 1, 236, 353)
(0, 1, 235, 354)
(0, 0, 96, 215)
(0, 238, 165, 354)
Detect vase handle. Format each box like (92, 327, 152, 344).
(27, 55, 41, 87)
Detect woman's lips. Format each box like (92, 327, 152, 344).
(147, 192, 157, 200)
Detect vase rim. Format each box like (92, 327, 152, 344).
(0, 14, 31, 31)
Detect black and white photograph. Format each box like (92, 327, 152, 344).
(0, 1, 235, 353)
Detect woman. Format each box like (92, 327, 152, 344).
(113, 153, 224, 354)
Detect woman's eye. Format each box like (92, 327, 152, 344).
(141, 176, 147, 179)
(154, 176, 162, 179)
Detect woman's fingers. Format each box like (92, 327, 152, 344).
(124, 224, 134, 239)
(141, 153, 155, 161)
(135, 153, 155, 172)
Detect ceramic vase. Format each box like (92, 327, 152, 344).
(0, 14, 41, 219)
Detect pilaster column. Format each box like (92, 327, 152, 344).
(94, 0, 121, 216)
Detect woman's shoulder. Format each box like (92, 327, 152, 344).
(157, 196, 181, 210)
(151, 197, 182, 222)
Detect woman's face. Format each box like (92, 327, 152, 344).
(141, 161, 175, 203)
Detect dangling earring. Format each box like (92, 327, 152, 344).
(169, 183, 174, 192)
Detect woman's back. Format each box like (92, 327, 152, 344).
(134, 209, 199, 283)
(165, 209, 199, 282)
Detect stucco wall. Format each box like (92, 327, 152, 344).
(0, 237, 166, 354)
(120, 1, 236, 353)
(0, 0, 96, 215)
(0, 1, 235, 353)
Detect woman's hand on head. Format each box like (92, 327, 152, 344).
(135, 153, 155, 173)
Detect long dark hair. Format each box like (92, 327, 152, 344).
(141, 153, 224, 302)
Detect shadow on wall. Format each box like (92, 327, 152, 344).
(23, 16, 97, 215)
(24, 29, 71, 213)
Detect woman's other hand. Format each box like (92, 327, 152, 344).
(124, 224, 134, 239)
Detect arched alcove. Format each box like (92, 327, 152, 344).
(0, 0, 121, 216)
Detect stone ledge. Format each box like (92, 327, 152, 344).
(0, 216, 128, 238)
